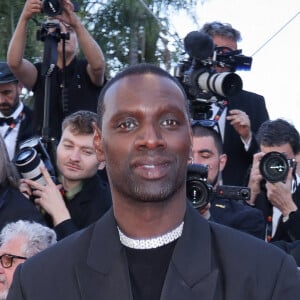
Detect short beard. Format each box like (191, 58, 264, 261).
(113, 170, 185, 204)
(131, 181, 179, 203)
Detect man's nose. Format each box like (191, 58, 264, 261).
(69, 149, 80, 161)
(135, 124, 166, 149)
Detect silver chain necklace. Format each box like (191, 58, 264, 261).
(117, 221, 184, 250)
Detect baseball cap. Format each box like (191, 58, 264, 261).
(0, 62, 18, 84)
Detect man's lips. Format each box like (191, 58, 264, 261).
(65, 163, 81, 171)
(132, 159, 171, 180)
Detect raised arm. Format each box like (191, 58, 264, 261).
(7, 0, 40, 90)
(55, 0, 106, 86)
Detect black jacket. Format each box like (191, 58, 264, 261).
(7, 204, 300, 300)
(10, 104, 35, 160)
(210, 197, 265, 239)
(223, 90, 269, 186)
(255, 185, 300, 242)
(0, 186, 46, 230)
(54, 171, 112, 240)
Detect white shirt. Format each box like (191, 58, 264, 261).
(0, 102, 23, 160)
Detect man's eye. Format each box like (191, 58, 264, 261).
(64, 144, 73, 149)
(162, 119, 179, 127)
(202, 155, 211, 159)
(118, 119, 137, 130)
(82, 150, 94, 155)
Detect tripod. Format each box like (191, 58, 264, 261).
(36, 21, 70, 177)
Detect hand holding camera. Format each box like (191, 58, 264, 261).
(264, 166, 298, 216)
(248, 151, 297, 213)
(21, 165, 71, 226)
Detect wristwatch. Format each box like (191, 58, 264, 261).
(282, 210, 297, 223)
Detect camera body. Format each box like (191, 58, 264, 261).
(174, 31, 251, 120)
(42, 0, 79, 17)
(215, 48, 252, 72)
(214, 185, 251, 201)
(259, 151, 296, 183)
(14, 136, 57, 186)
(186, 163, 213, 209)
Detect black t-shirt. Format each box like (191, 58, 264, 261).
(33, 57, 102, 140)
(125, 241, 177, 300)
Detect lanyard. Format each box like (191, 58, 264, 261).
(3, 111, 24, 139)
(213, 100, 228, 121)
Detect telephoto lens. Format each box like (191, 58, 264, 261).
(15, 147, 47, 186)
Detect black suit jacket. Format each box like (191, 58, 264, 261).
(8, 104, 35, 160)
(222, 90, 269, 186)
(210, 197, 265, 239)
(8, 204, 300, 300)
(255, 185, 300, 242)
(0, 186, 46, 231)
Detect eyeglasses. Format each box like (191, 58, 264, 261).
(0, 254, 27, 269)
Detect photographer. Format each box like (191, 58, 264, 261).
(247, 118, 300, 242)
(19, 111, 112, 240)
(199, 21, 269, 187)
(7, 0, 106, 141)
(0, 62, 34, 160)
(191, 121, 265, 239)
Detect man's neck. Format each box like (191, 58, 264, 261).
(57, 53, 76, 69)
(61, 177, 83, 200)
(114, 195, 186, 239)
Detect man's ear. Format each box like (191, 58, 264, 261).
(219, 153, 227, 172)
(93, 123, 105, 162)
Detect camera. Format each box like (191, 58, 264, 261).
(36, 21, 70, 43)
(259, 151, 296, 183)
(215, 47, 252, 72)
(186, 163, 213, 209)
(214, 185, 251, 201)
(174, 31, 251, 120)
(14, 136, 57, 186)
(42, 0, 79, 17)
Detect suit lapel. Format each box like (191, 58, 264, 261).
(73, 206, 221, 300)
(74, 210, 133, 300)
(161, 204, 221, 300)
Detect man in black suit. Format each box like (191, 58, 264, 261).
(7, 64, 300, 300)
(0, 62, 34, 160)
(200, 21, 269, 186)
(191, 122, 265, 239)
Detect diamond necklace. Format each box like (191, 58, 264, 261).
(117, 221, 184, 250)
